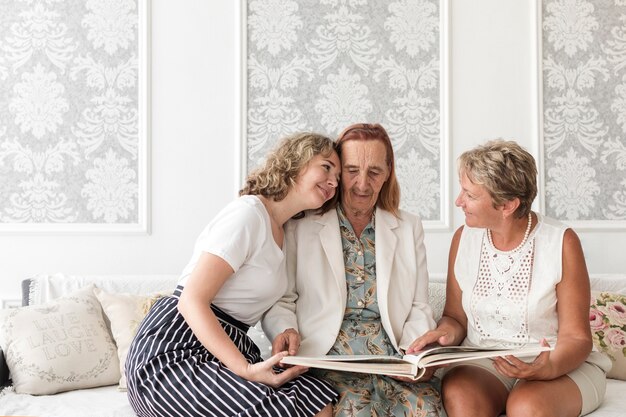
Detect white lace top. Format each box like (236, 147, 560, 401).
(455, 213, 566, 348)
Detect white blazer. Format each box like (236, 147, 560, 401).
(262, 207, 436, 356)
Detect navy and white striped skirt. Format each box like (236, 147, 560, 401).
(125, 287, 336, 417)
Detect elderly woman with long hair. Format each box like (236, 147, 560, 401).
(125, 133, 341, 417)
(409, 139, 611, 417)
(263, 124, 443, 417)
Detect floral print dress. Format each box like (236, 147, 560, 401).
(311, 205, 443, 417)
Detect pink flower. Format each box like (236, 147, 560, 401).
(604, 328, 626, 350)
(589, 308, 608, 332)
(606, 301, 626, 326)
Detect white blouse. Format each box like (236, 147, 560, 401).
(178, 195, 287, 326)
(454, 213, 565, 348)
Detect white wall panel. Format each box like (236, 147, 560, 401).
(0, 0, 623, 302)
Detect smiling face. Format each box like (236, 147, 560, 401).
(293, 151, 341, 209)
(340, 139, 390, 215)
(455, 171, 500, 228)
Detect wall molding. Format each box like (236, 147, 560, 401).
(238, 0, 450, 230)
(538, 0, 626, 230)
(0, 0, 151, 235)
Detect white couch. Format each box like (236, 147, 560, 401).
(0, 273, 624, 417)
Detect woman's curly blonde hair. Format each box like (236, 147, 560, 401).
(240, 132, 337, 207)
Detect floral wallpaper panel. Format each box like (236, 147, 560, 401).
(245, 0, 447, 225)
(542, 0, 626, 226)
(0, 0, 148, 232)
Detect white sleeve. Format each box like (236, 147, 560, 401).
(399, 212, 437, 350)
(196, 202, 265, 272)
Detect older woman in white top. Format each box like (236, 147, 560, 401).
(410, 140, 611, 417)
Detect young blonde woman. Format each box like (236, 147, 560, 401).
(125, 133, 341, 417)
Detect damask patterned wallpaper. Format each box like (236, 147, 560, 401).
(543, 0, 626, 223)
(245, 0, 445, 223)
(0, 0, 145, 230)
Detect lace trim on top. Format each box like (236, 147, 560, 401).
(470, 233, 536, 347)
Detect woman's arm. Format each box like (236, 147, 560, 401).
(407, 226, 468, 353)
(178, 252, 306, 387)
(547, 229, 593, 376)
(178, 253, 248, 373)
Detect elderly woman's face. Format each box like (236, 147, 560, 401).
(340, 139, 389, 214)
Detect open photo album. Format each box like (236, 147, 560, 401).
(280, 345, 553, 380)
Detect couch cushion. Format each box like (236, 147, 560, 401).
(0, 384, 135, 417)
(428, 281, 446, 322)
(94, 287, 170, 390)
(26, 273, 178, 306)
(590, 291, 626, 380)
(590, 275, 626, 294)
(0, 285, 120, 395)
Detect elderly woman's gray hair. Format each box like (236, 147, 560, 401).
(458, 139, 537, 218)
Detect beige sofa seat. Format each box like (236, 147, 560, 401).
(0, 273, 624, 417)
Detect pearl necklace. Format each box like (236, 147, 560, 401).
(487, 211, 533, 253)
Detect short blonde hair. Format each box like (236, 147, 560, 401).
(458, 139, 537, 218)
(240, 132, 337, 210)
(336, 123, 400, 216)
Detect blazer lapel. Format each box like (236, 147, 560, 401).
(375, 210, 398, 306)
(317, 210, 347, 302)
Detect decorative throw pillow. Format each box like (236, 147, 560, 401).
(94, 287, 170, 391)
(0, 285, 120, 395)
(590, 291, 626, 380)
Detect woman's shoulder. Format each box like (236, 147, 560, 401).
(537, 212, 565, 226)
(394, 208, 425, 226)
(211, 195, 266, 228)
(226, 195, 263, 212)
(536, 213, 569, 235)
(233, 194, 262, 208)
(286, 208, 334, 230)
(457, 224, 483, 238)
